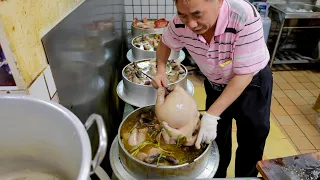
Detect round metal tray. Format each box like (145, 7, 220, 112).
(116, 79, 194, 108)
(110, 136, 220, 180)
(126, 49, 186, 63)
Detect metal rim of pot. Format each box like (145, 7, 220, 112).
(131, 33, 180, 60)
(121, 58, 188, 88)
(117, 105, 212, 169)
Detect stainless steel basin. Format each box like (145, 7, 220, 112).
(270, 3, 320, 19)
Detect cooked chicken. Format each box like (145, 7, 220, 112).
(136, 152, 148, 161)
(155, 86, 200, 146)
(148, 148, 162, 156)
(128, 128, 148, 146)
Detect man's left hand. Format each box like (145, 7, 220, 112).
(195, 112, 220, 149)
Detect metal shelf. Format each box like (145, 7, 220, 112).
(273, 50, 314, 64)
(268, 5, 320, 67)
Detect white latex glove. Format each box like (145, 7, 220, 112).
(195, 112, 220, 149)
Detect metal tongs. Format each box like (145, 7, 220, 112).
(133, 62, 172, 93)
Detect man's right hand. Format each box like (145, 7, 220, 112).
(151, 72, 168, 89)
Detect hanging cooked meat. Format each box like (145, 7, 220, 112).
(154, 18, 169, 28)
(132, 17, 169, 29)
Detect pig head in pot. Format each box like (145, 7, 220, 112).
(155, 85, 200, 146)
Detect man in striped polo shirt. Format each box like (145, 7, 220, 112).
(152, 0, 273, 178)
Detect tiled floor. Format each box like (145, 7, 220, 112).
(188, 68, 320, 178)
(270, 70, 320, 153)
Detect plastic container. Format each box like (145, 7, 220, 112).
(261, 17, 271, 43)
(252, 2, 270, 18)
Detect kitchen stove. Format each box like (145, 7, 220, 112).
(109, 137, 220, 180)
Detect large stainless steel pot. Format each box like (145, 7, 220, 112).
(131, 19, 167, 37)
(131, 33, 180, 60)
(122, 59, 188, 107)
(117, 105, 212, 179)
(0, 95, 108, 180)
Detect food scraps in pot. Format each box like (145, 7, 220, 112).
(133, 34, 161, 51)
(124, 59, 186, 85)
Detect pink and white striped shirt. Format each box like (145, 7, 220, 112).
(162, 0, 270, 84)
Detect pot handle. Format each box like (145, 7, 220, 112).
(94, 166, 111, 180)
(85, 114, 107, 175)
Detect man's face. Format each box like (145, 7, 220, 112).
(176, 0, 223, 35)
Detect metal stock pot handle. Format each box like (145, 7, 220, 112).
(85, 114, 107, 174)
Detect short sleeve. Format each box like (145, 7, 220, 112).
(161, 16, 184, 51)
(232, 17, 270, 74)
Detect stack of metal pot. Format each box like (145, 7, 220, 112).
(127, 18, 182, 62)
(117, 17, 193, 108)
(112, 18, 219, 180)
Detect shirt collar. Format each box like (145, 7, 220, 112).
(214, 0, 229, 36)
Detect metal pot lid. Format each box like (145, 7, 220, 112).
(109, 136, 220, 180)
(116, 79, 194, 108)
(126, 49, 186, 63)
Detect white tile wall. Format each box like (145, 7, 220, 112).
(141, 0, 149, 5)
(133, 6, 141, 13)
(158, 1, 166, 5)
(124, 0, 132, 5)
(150, 6, 157, 14)
(124, 0, 176, 31)
(158, 6, 165, 13)
(133, 0, 141, 5)
(29, 74, 50, 102)
(142, 6, 149, 13)
(125, 5, 133, 13)
(27, 65, 58, 102)
(150, 0, 157, 5)
(166, 0, 174, 4)
(166, 6, 174, 13)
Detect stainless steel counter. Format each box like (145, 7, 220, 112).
(268, 3, 320, 66)
(270, 3, 320, 19)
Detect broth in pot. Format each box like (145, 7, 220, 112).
(120, 109, 207, 167)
